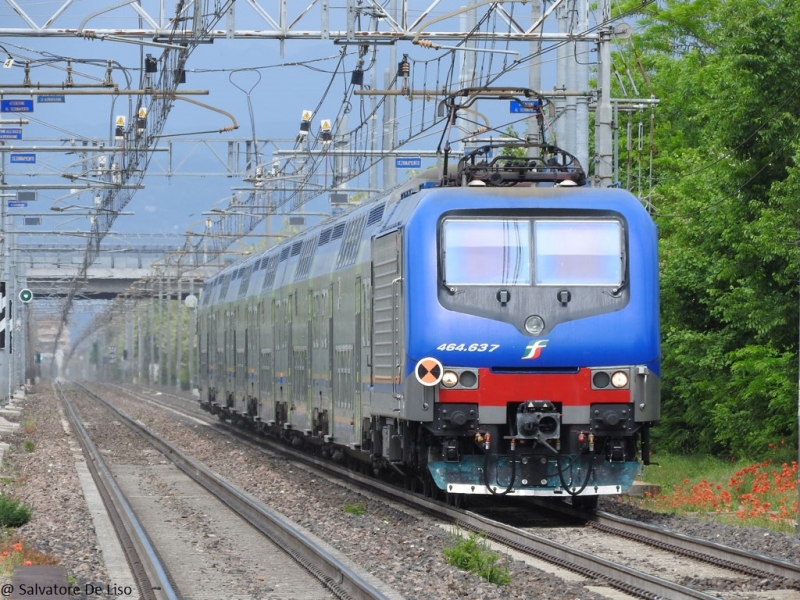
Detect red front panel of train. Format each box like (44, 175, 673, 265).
(437, 368, 629, 406)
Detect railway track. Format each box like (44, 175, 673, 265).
(99, 382, 800, 600)
(55, 382, 178, 600)
(60, 382, 397, 600)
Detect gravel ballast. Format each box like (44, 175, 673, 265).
(2, 383, 799, 600)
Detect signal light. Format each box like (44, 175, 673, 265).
(18, 289, 32, 303)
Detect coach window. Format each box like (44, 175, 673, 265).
(443, 219, 531, 285)
(533, 220, 623, 286)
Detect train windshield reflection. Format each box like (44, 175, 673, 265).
(534, 220, 622, 286)
(442, 218, 624, 287)
(443, 219, 530, 285)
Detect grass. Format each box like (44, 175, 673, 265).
(20, 419, 35, 436)
(343, 502, 366, 516)
(443, 530, 510, 586)
(623, 443, 798, 534)
(23, 440, 35, 453)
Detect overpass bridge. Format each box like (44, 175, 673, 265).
(16, 243, 221, 299)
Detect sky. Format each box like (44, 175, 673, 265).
(0, 0, 617, 338)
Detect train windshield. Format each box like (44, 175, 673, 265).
(443, 219, 531, 285)
(534, 220, 622, 286)
(442, 218, 623, 287)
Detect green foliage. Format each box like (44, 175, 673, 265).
(23, 440, 35, 453)
(0, 495, 32, 528)
(500, 126, 527, 158)
(626, 0, 800, 458)
(443, 531, 510, 586)
(343, 502, 365, 516)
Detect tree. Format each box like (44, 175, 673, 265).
(619, 0, 800, 457)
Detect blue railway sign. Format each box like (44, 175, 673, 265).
(10, 153, 35, 164)
(37, 94, 65, 103)
(510, 99, 541, 113)
(0, 128, 22, 140)
(396, 157, 422, 168)
(1, 99, 33, 113)
(7, 202, 27, 208)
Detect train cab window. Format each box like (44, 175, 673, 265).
(534, 220, 623, 286)
(443, 219, 531, 285)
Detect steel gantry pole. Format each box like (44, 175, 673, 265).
(594, 0, 614, 187)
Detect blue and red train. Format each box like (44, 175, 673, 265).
(198, 134, 660, 509)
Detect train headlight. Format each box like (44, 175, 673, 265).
(459, 370, 478, 388)
(524, 315, 545, 336)
(592, 371, 611, 388)
(611, 371, 629, 388)
(441, 371, 459, 388)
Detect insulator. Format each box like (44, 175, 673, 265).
(418, 40, 432, 49)
(397, 55, 410, 78)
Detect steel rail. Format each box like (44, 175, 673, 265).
(108, 382, 728, 600)
(53, 382, 180, 600)
(590, 510, 800, 587)
(75, 382, 393, 600)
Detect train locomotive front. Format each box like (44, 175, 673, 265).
(390, 184, 659, 506)
(197, 140, 660, 509)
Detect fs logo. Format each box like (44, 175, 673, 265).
(522, 339, 548, 360)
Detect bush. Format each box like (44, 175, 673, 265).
(23, 440, 34, 453)
(443, 531, 510, 585)
(0, 495, 32, 528)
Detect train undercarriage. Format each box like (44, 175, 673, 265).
(201, 387, 650, 510)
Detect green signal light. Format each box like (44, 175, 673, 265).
(18, 289, 32, 303)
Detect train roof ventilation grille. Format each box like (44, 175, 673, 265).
(335, 214, 367, 270)
(294, 236, 318, 281)
(261, 255, 280, 291)
(367, 203, 385, 226)
(290, 241, 303, 257)
(237, 264, 254, 298)
(279, 246, 291, 262)
(318, 228, 332, 246)
(331, 222, 346, 240)
(258, 256, 269, 270)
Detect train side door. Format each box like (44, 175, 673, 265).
(353, 276, 362, 447)
(371, 230, 404, 403)
(258, 298, 273, 423)
(327, 282, 334, 440)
